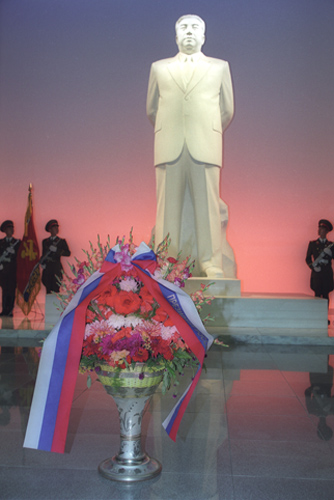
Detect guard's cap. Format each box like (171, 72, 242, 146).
(0, 220, 14, 232)
(45, 219, 59, 232)
(318, 219, 333, 232)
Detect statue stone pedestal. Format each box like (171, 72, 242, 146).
(184, 277, 241, 298)
(44, 294, 61, 328)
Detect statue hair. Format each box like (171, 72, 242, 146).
(175, 15, 205, 33)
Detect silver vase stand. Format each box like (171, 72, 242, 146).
(98, 387, 162, 482)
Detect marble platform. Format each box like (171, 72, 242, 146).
(0, 295, 332, 347)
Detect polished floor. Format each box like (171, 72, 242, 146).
(2, 321, 334, 500)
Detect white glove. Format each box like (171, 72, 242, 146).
(0, 264, 3, 271)
(323, 247, 332, 257)
(41, 264, 46, 270)
(7, 247, 15, 254)
(49, 245, 57, 252)
(312, 264, 321, 272)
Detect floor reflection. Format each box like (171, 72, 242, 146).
(2, 341, 334, 499)
(0, 347, 39, 432)
(305, 356, 334, 441)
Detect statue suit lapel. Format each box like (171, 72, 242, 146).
(167, 57, 185, 92)
(185, 55, 211, 95)
(167, 54, 212, 94)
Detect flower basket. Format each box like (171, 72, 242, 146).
(97, 362, 164, 397)
(24, 234, 214, 483)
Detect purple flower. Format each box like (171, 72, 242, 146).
(128, 332, 144, 355)
(174, 277, 182, 288)
(100, 334, 115, 355)
(73, 270, 85, 285)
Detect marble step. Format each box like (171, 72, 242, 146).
(200, 293, 328, 329)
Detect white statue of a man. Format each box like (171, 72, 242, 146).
(147, 15, 234, 278)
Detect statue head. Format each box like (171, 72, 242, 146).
(175, 15, 205, 55)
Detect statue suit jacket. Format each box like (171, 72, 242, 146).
(146, 52, 234, 167)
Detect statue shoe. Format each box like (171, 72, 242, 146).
(205, 267, 224, 278)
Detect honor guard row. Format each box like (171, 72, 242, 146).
(0, 219, 70, 317)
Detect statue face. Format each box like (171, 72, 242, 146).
(175, 16, 205, 54)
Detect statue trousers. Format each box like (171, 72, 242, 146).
(155, 146, 223, 273)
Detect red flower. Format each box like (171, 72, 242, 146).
(150, 337, 174, 360)
(112, 327, 132, 342)
(139, 286, 155, 314)
(117, 355, 131, 368)
(164, 317, 175, 327)
(153, 308, 168, 322)
(82, 335, 100, 356)
(112, 290, 141, 315)
(167, 257, 177, 263)
(86, 309, 97, 324)
(132, 348, 149, 362)
(161, 348, 174, 361)
(96, 285, 117, 308)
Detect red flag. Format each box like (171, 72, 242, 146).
(16, 184, 41, 315)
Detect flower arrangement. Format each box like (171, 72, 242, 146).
(57, 232, 214, 394)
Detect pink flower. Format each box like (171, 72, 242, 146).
(133, 320, 163, 339)
(114, 244, 133, 272)
(84, 319, 115, 339)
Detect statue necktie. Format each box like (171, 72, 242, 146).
(183, 56, 194, 86)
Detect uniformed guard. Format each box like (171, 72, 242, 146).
(41, 220, 71, 294)
(0, 220, 21, 316)
(306, 219, 334, 323)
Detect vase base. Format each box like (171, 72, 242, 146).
(98, 454, 162, 482)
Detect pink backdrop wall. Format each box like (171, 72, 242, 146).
(1, 0, 333, 297)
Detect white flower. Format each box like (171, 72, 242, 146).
(107, 314, 143, 329)
(119, 277, 139, 292)
(124, 315, 143, 328)
(107, 314, 126, 329)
